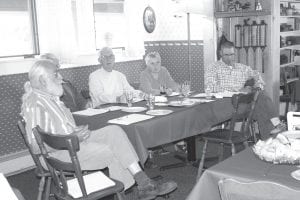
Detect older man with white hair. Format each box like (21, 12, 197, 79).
(21, 60, 177, 200)
(89, 47, 142, 107)
(40, 53, 89, 112)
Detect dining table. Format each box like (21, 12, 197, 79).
(73, 94, 235, 164)
(186, 148, 300, 200)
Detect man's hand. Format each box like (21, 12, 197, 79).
(244, 77, 255, 87)
(73, 125, 91, 142)
(239, 86, 252, 94)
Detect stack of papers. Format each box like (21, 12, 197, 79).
(108, 114, 154, 125)
(73, 108, 108, 116)
(67, 171, 115, 198)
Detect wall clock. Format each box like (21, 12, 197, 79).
(143, 6, 156, 33)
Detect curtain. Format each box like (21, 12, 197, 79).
(74, 0, 96, 54)
(36, 0, 77, 63)
(124, 0, 145, 58)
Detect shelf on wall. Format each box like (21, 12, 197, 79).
(280, 30, 300, 36)
(280, 0, 300, 3)
(280, 15, 300, 18)
(280, 61, 296, 67)
(214, 10, 271, 18)
(280, 44, 300, 50)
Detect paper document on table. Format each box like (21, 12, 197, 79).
(168, 92, 180, 97)
(67, 171, 115, 198)
(108, 114, 154, 125)
(191, 93, 207, 98)
(0, 173, 19, 200)
(133, 97, 144, 103)
(72, 108, 109, 116)
(217, 91, 243, 98)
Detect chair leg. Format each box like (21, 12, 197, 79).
(43, 177, 52, 200)
(197, 139, 207, 180)
(218, 143, 224, 162)
(249, 123, 257, 143)
(37, 176, 45, 200)
(231, 144, 236, 156)
(115, 191, 125, 200)
(285, 101, 290, 117)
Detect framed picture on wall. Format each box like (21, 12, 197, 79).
(143, 6, 156, 33)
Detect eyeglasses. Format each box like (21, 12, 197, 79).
(101, 54, 115, 60)
(223, 53, 235, 57)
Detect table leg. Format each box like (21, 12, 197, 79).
(186, 136, 196, 161)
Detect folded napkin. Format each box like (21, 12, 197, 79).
(108, 114, 154, 125)
(72, 108, 108, 116)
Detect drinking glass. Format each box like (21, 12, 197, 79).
(146, 93, 155, 110)
(160, 84, 167, 95)
(205, 87, 212, 99)
(182, 81, 191, 98)
(124, 90, 133, 107)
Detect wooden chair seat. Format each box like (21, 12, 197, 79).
(201, 129, 249, 144)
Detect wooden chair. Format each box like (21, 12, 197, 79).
(197, 89, 260, 179)
(32, 126, 124, 200)
(17, 119, 52, 200)
(218, 178, 300, 200)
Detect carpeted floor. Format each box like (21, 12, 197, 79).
(7, 142, 241, 200)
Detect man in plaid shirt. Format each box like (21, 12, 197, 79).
(205, 40, 285, 139)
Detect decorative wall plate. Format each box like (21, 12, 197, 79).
(143, 6, 156, 33)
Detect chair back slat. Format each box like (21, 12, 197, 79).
(35, 126, 80, 152)
(17, 119, 47, 174)
(229, 89, 260, 140)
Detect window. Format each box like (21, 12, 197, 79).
(0, 0, 39, 58)
(93, 0, 126, 57)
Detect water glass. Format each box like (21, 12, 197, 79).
(125, 90, 133, 107)
(160, 85, 167, 95)
(205, 87, 212, 99)
(146, 93, 155, 110)
(182, 81, 191, 98)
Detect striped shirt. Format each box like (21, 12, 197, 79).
(205, 60, 264, 92)
(22, 89, 76, 153)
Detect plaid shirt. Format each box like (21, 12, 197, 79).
(205, 60, 264, 92)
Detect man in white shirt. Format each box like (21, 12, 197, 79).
(89, 47, 141, 107)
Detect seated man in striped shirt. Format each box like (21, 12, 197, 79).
(205, 40, 286, 140)
(21, 60, 177, 200)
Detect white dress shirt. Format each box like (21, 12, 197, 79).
(89, 68, 137, 106)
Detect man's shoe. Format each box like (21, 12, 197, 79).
(270, 122, 287, 134)
(137, 179, 177, 200)
(156, 180, 177, 196)
(137, 184, 157, 200)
